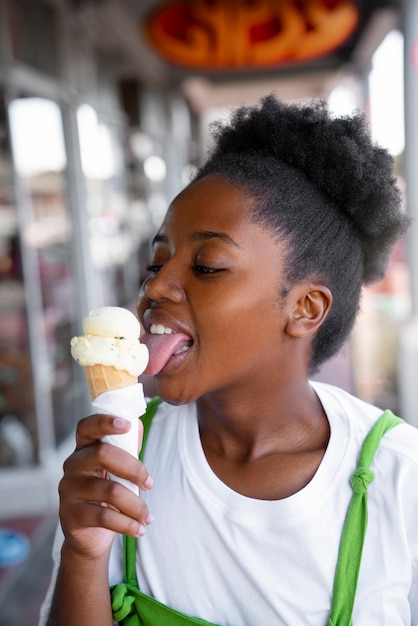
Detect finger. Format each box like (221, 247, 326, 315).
(64, 441, 153, 491)
(67, 500, 149, 538)
(61, 474, 152, 527)
(75, 414, 135, 449)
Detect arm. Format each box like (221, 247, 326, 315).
(46, 546, 114, 626)
(45, 415, 153, 625)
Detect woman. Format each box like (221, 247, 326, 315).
(41, 96, 417, 625)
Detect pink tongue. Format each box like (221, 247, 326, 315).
(141, 332, 192, 375)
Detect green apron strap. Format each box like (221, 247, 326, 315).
(139, 396, 162, 463)
(124, 397, 162, 587)
(328, 410, 404, 626)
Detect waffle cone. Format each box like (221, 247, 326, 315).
(84, 365, 137, 400)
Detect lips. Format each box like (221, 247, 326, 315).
(141, 327, 193, 375)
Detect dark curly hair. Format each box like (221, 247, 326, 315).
(192, 95, 409, 373)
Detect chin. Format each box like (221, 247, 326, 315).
(154, 377, 197, 406)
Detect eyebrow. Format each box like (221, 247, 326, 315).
(152, 230, 241, 248)
(191, 230, 241, 248)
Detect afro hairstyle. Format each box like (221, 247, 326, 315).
(192, 95, 409, 373)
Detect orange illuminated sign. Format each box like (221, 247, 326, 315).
(144, 0, 359, 70)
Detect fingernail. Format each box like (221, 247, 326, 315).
(144, 475, 154, 490)
(137, 524, 147, 537)
(113, 417, 130, 430)
(145, 513, 154, 525)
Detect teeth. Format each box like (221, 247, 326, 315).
(174, 345, 189, 355)
(150, 324, 174, 335)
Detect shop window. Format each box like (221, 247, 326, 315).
(0, 89, 35, 466)
(8, 95, 83, 448)
(77, 103, 141, 306)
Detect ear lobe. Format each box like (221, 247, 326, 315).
(285, 285, 333, 338)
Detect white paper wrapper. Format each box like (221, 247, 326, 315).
(91, 383, 147, 495)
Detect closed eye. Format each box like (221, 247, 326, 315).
(145, 263, 223, 275)
(193, 264, 223, 275)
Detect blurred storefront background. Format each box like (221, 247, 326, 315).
(0, 0, 416, 519)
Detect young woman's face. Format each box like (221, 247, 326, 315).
(137, 176, 296, 405)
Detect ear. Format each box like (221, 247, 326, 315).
(285, 283, 333, 338)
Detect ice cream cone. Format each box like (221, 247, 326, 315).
(84, 364, 138, 401)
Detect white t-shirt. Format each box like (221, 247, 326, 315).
(39, 382, 418, 625)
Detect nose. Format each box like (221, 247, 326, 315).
(140, 266, 186, 305)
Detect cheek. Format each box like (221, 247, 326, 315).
(195, 283, 279, 356)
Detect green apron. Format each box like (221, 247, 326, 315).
(111, 399, 403, 626)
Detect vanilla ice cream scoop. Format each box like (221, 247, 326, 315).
(83, 306, 141, 341)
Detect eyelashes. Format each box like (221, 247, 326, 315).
(192, 265, 222, 275)
(145, 263, 222, 275)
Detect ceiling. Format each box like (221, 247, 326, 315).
(79, 0, 404, 111)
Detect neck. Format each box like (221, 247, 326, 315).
(196, 379, 328, 462)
